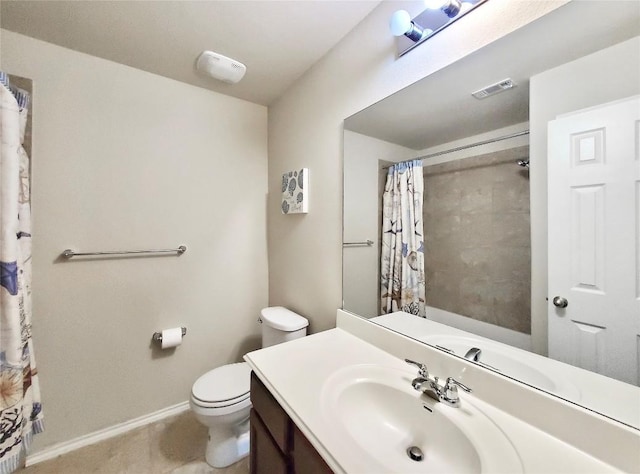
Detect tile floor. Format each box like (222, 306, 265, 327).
(22, 411, 249, 474)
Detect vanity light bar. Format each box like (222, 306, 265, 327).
(472, 78, 516, 99)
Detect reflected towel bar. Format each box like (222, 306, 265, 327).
(343, 240, 374, 247)
(61, 245, 187, 258)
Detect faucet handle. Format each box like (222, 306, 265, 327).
(444, 377, 472, 393)
(440, 377, 472, 407)
(405, 358, 429, 377)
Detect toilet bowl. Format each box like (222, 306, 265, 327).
(190, 306, 308, 468)
(190, 362, 252, 468)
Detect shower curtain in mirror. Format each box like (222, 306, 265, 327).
(0, 72, 43, 473)
(380, 160, 426, 317)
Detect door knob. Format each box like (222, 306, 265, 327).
(552, 296, 568, 308)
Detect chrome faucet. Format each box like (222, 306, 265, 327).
(405, 359, 472, 408)
(464, 347, 482, 362)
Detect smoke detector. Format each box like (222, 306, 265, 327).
(472, 78, 515, 99)
(196, 51, 246, 84)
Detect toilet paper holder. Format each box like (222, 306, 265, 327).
(153, 327, 187, 343)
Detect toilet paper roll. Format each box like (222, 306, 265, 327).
(161, 327, 183, 349)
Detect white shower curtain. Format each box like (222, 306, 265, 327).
(380, 160, 426, 317)
(0, 72, 43, 473)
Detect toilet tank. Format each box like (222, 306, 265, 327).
(259, 306, 309, 348)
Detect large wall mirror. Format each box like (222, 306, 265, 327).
(343, 1, 640, 429)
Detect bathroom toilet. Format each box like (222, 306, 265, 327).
(189, 306, 309, 468)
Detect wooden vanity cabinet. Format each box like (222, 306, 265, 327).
(250, 409, 288, 473)
(250, 371, 333, 474)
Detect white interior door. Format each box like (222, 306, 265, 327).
(548, 95, 640, 385)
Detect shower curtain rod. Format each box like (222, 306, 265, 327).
(382, 129, 530, 169)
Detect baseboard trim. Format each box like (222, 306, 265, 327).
(26, 401, 190, 466)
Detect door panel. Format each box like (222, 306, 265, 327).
(548, 95, 640, 385)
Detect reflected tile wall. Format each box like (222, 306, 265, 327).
(424, 146, 531, 334)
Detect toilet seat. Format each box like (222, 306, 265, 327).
(191, 362, 251, 409)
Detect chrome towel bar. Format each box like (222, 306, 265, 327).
(61, 245, 187, 258)
(343, 240, 374, 247)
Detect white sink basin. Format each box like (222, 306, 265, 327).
(424, 335, 581, 400)
(321, 364, 523, 473)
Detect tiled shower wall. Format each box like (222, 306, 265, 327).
(423, 146, 531, 334)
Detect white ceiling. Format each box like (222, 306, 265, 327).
(0, 0, 381, 105)
(345, 1, 640, 150)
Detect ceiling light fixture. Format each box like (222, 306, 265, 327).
(391, 0, 488, 56)
(425, 0, 463, 18)
(389, 10, 432, 42)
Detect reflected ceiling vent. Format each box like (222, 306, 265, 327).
(472, 78, 515, 100)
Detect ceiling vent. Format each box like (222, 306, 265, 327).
(196, 51, 246, 84)
(472, 78, 515, 100)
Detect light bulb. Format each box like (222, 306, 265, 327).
(389, 10, 412, 36)
(460, 1, 473, 13)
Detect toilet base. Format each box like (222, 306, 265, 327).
(205, 424, 250, 468)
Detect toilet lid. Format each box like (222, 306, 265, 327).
(192, 362, 251, 403)
(260, 306, 308, 331)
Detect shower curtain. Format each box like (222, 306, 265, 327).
(380, 160, 426, 317)
(0, 72, 43, 473)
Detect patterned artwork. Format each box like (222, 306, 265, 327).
(281, 168, 309, 214)
(0, 72, 43, 473)
(380, 160, 426, 317)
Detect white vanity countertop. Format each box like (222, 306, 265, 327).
(245, 327, 630, 473)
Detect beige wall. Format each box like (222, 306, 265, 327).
(267, 0, 567, 333)
(0, 0, 578, 452)
(343, 131, 415, 317)
(1, 30, 268, 450)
